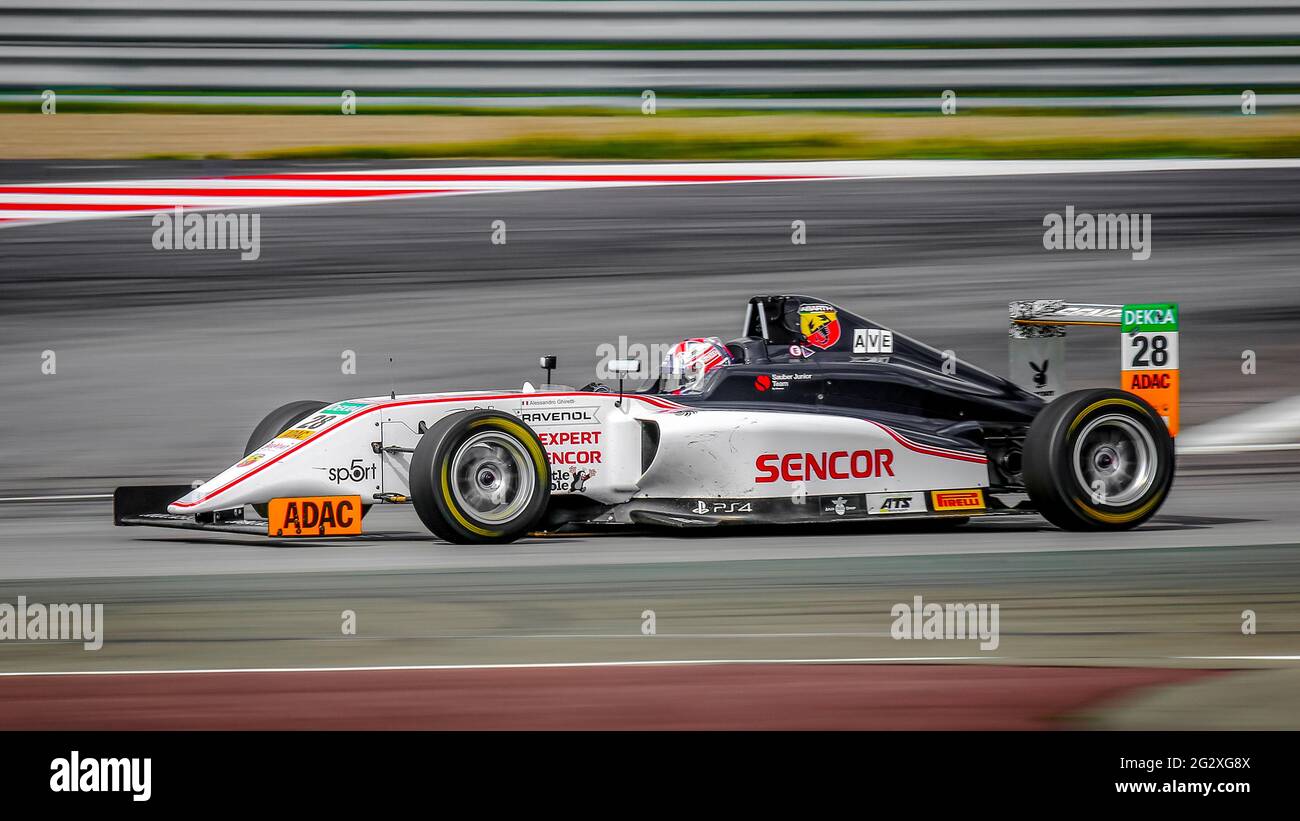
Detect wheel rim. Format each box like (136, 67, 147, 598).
(1071, 413, 1157, 507)
(449, 431, 535, 525)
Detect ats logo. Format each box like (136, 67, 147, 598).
(930, 489, 985, 512)
(867, 491, 925, 515)
(799, 303, 841, 350)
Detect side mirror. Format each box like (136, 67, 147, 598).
(607, 360, 640, 407)
(539, 355, 557, 385)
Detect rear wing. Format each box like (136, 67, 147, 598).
(1009, 300, 1180, 435)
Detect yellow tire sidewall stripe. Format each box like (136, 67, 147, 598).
(438, 415, 548, 538)
(1067, 397, 1148, 438)
(469, 417, 549, 484)
(1071, 492, 1164, 524)
(1066, 397, 1164, 524)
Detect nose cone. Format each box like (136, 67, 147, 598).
(167, 481, 217, 514)
(168, 485, 204, 512)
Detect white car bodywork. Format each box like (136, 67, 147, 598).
(169, 388, 989, 519)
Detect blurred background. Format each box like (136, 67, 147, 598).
(3, 0, 1300, 159)
(1, 1, 1299, 731)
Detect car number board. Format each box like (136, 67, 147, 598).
(1121, 303, 1179, 435)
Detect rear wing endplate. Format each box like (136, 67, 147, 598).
(1009, 300, 1180, 435)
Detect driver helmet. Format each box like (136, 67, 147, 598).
(660, 337, 732, 394)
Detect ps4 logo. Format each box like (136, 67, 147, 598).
(692, 500, 753, 514)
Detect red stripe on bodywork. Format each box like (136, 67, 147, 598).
(174, 392, 683, 509)
(864, 419, 988, 464)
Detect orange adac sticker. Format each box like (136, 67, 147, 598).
(1122, 369, 1179, 435)
(267, 496, 363, 537)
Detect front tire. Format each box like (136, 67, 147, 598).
(1023, 388, 1174, 531)
(244, 399, 327, 518)
(410, 410, 551, 544)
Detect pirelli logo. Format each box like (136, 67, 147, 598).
(930, 489, 985, 512)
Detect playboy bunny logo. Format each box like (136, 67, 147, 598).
(1030, 359, 1049, 388)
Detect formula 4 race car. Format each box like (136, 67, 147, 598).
(115, 295, 1179, 544)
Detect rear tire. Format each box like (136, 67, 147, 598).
(410, 410, 551, 544)
(1023, 388, 1174, 531)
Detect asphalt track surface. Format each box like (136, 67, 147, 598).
(2, 160, 1299, 727)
